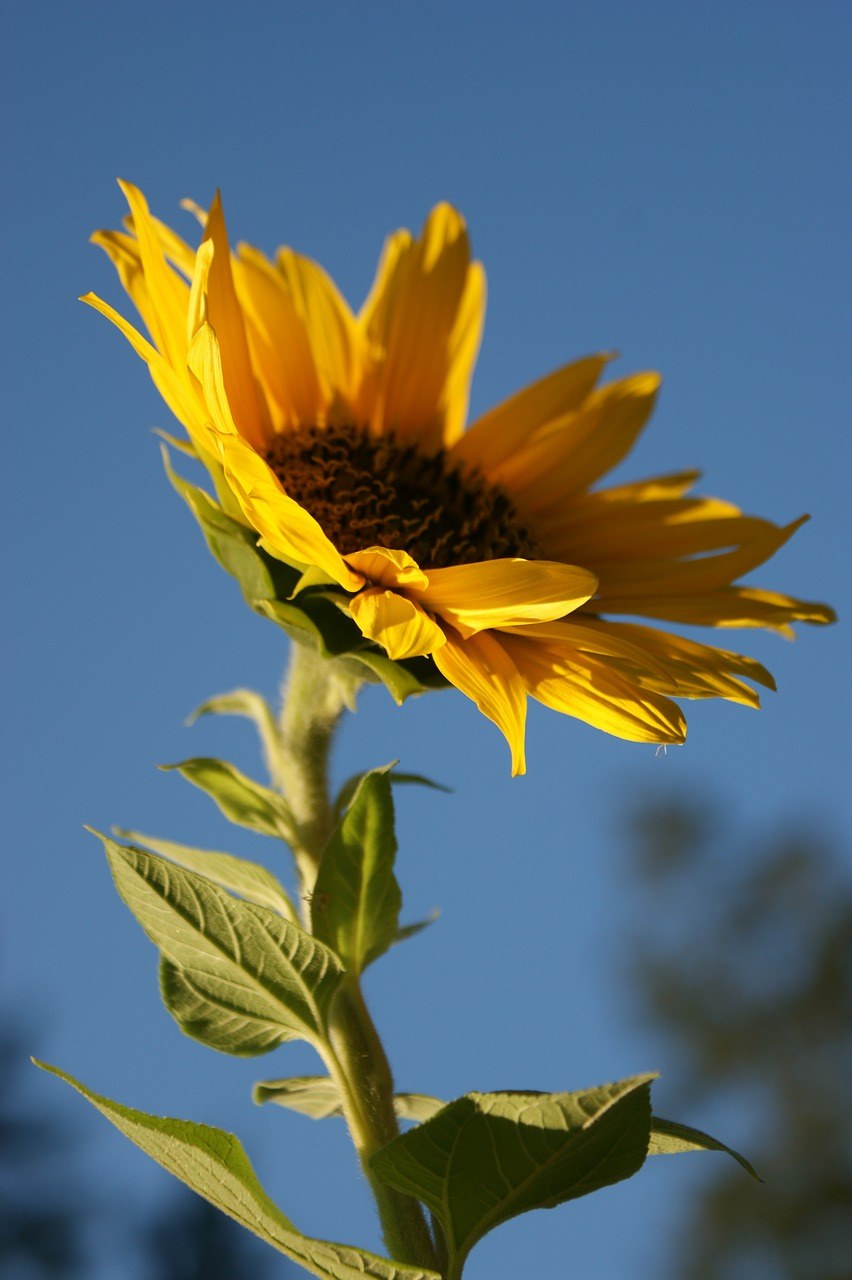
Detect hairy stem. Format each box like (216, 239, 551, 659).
(276, 641, 440, 1271)
(276, 641, 353, 901)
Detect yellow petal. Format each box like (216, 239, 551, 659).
(81, 292, 211, 452)
(432, 629, 527, 776)
(345, 547, 428, 590)
(365, 204, 483, 451)
(234, 244, 324, 428)
(276, 248, 361, 411)
(212, 430, 364, 591)
(441, 260, 486, 446)
(502, 631, 686, 745)
(199, 193, 270, 449)
(586, 585, 836, 634)
(349, 588, 446, 660)
(493, 372, 661, 510)
(591, 517, 809, 599)
(593, 621, 777, 707)
(416, 558, 598, 637)
(115, 181, 190, 371)
(450, 353, 612, 474)
(187, 322, 240, 437)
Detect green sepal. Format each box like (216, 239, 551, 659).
(90, 831, 342, 1056)
(160, 758, 295, 842)
(164, 446, 448, 706)
(253, 1076, 444, 1125)
(34, 1062, 440, 1280)
(649, 1116, 761, 1180)
(311, 770, 401, 974)
(114, 828, 298, 923)
(163, 445, 299, 605)
(370, 1076, 656, 1278)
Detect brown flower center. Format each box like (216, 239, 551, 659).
(264, 423, 540, 570)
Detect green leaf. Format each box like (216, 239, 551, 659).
(312, 770, 401, 974)
(333, 770, 450, 820)
(253, 1076, 445, 1125)
(92, 832, 341, 1055)
(160, 758, 294, 842)
(114, 829, 298, 923)
(371, 1076, 655, 1278)
(35, 1062, 440, 1280)
(649, 1116, 761, 1180)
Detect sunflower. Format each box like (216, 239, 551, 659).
(86, 182, 834, 775)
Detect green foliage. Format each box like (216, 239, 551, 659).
(253, 1076, 444, 1124)
(91, 832, 342, 1056)
(34, 1063, 441, 1280)
(648, 1117, 760, 1180)
(160, 758, 295, 841)
(370, 1077, 656, 1278)
(115, 829, 299, 922)
(312, 770, 402, 973)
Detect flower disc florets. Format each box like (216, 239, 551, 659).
(264, 422, 541, 569)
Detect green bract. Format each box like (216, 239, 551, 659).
(165, 446, 447, 706)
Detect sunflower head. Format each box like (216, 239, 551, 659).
(87, 182, 835, 774)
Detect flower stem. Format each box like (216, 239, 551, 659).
(276, 641, 353, 901)
(276, 641, 440, 1272)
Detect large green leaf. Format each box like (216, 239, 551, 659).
(93, 832, 341, 1055)
(253, 1076, 445, 1125)
(116, 829, 298, 923)
(649, 1116, 760, 1179)
(160, 758, 295, 842)
(312, 771, 401, 973)
(371, 1076, 655, 1279)
(35, 1062, 440, 1280)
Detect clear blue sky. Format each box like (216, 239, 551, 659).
(3, 3, 849, 1277)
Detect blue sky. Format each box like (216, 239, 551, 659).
(3, 3, 849, 1277)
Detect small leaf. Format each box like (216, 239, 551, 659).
(92, 832, 341, 1055)
(312, 771, 401, 974)
(188, 685, 280, 753)
(35, 1062, 440, 1280)
(116, 829, 298, 922)
(253, 1077, 446, 1126)
(392, 912, 440, 948)
(649, 1116, 761, 1180)
(334, 770, 450, 820)
(394, 1094, 445, 1124)
(161, 758, 294, 841)
(371, 1076, 655, 1278)
(254, 1076, 344, 1119)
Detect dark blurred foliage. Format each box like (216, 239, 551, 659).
(0, 1021, 85, 1278)
(0, 1008, 286, 1279)
(141, 1189, 284, 1279)
(623, 797, 852, 1280)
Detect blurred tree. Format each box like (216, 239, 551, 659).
(141, 1189, 287, 1279)
(0, 1020, 85, 1278)
(623, 797, 852, 1280)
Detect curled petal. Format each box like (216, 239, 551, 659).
(350, 589, 446, 660)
